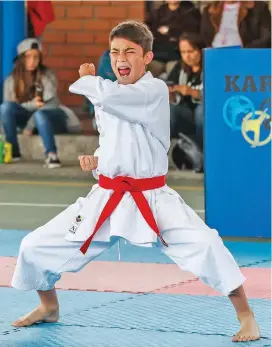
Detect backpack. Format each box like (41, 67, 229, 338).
(171, 133, 203, 173)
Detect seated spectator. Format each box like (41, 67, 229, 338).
(201, 1, 271, 48)
(167, 33, 204, 172)
(146, 0, 201, 77)
(0, 38, 81, 168)
(168, 33, 204, 148)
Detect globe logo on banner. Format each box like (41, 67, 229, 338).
(223, 96, 271, 147)
(223, 95, 255, 131)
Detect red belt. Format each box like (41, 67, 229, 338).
(80, 175, 168, 254)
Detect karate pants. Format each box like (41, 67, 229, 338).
(11, 199, 245, 296)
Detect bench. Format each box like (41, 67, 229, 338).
(18, 133, 179, 170)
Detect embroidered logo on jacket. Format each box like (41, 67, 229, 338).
(69, 215, 84, 234)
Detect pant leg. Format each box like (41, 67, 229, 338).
(194, 103, 204, 150)
(0, 101, 31, 157)
(34, 108, 67, 155)
(155, 189, 245, 296)
(11, 196, 117, 291)
(170, 103, 195, 139)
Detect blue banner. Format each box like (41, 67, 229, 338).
(0, 1, 26, 102)
(204, 48, 271, 238)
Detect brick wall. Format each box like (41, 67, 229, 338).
(42, 0, 145, 110)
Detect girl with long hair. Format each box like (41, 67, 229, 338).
(0, 38, 80, 168)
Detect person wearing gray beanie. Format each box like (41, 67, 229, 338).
(0, 38, 81, 168)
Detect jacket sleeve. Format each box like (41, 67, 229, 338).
(69, 75, 170, 150)
(20, 99, 37, 110)
(22, 70, 59, 109)
(41, 70, 59, 107)
(244, 3, 271, 48)
(145, 7, 160, 36)
(167, 62, 180, 84)
(4, 71, 59, 110)
(4, 76, 37, 110)
(92, 147, 100, 180)
(69, 75, 165, 125)
(3, 76, 16, 102)
(200, 6, 213, 47)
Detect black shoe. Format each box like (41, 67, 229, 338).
(45, 154, 62, 169)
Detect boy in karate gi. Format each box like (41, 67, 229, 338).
(12, 21, 260, 343)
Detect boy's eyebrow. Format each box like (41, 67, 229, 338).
(110, 47, 137, 52)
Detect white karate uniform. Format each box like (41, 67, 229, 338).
(11, 72, 245, 295)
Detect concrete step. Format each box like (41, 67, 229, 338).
(0, 134, 204, 182)
(0, 161, 204, 184)
(18, 134, 99, 161)
(18, 134, 179, 164)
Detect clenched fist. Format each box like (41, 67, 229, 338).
(79, 63, 96, 78)
(78, 155, 98, 171)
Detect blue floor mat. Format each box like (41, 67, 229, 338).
(0, 287, 270, 347)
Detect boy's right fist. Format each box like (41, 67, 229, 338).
(78, 155, 98, 171)
(79, 63, 95, 77)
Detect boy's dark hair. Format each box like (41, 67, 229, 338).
(110, 21, 153, 54)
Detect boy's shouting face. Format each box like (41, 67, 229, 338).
(110, 37, 153, 85)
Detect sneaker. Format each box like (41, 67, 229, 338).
(12, 157, 21, 163)
(45, 153, 62, 169)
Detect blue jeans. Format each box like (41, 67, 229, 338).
(170, 103, 203, 149)
(0, 101, 67, 157)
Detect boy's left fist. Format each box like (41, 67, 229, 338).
(78, 155, 98, 171)
(79, 63, 96, 77)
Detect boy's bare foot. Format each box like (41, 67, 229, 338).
(232, 311, 260, 342)
(12, 305, 59, 327)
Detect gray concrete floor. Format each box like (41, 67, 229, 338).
(0, 165, 204, 231)
(0, 160, 204, 181)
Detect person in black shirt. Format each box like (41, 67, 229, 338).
(167, 33, 205, 150)
(146, 1, 201, 77)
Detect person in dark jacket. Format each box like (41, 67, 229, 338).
(201, 1, 271, 48)
(167, 33, 205, 150)
(146, 0, 201, 77)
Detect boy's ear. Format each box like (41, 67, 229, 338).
(144, 51, 154, 66)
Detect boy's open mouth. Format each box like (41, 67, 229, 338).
(118, 67, 131, 77)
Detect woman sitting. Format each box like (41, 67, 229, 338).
(0, 38, 81, 168)
(168, 32, 205, 150)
